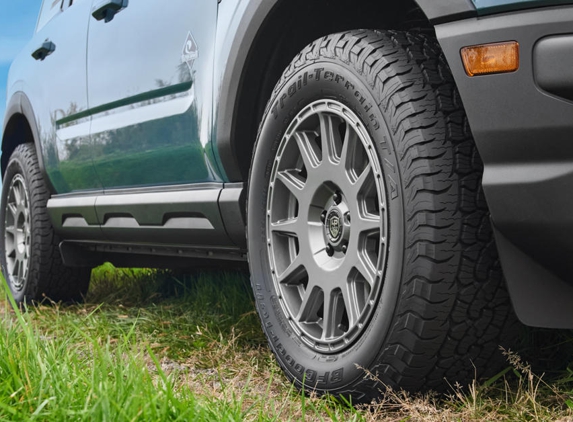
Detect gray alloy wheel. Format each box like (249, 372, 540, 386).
(4, 174, 32, 292)
(266, 100, 388, 353)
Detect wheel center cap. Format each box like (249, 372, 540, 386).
(326, 209, 342, 242)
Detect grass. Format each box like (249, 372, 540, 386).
(0, 265, 572, 421)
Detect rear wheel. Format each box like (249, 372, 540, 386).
(0, 143, 91, 304)
(247, 30, 516, 401)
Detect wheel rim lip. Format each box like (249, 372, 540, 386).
(266, 99, 389, 353)
(4, 174, 31, 292)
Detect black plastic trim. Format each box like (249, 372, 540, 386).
(47, 195, 105, 240)
(219, 183, 246, 248)
(414, 0, 477, 24)
(2, 94, 22, 135)
(60, 241, 247, 269)
(48, 187, 235, 246)
(216, 0, 278, 182)
(60, 242, 104, 267)
(533, 35, 573, 102)
(493, 227, 573, 329)
(95, 188, 233, 246)
(2, 92, 55, 193)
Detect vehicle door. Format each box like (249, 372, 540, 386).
(87, 0, 219, 190)
(26, 0, 98, 194)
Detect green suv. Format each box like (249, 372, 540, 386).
(2, 0, 572, 401)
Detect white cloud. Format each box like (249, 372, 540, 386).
(0, 37, 31, 65)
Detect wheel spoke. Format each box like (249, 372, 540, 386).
(276, 170, 305, 200)
(321, 288, 336, 340)
(22, 259, 28, 279)
(12, 258, 20, 278)
(16, 228, 25, 248)
(296, 286, 322, 324)
(355, 254, 378, 288)
(5, 224, 17, 237)
(343, 283, 361, 328)
(339, 124, 357, 169)
(7, 203, 17, 219)
(356, 213, 381, 235)
(270, 217, 301, 237)
(277, 255, 305, 285)
(294, 131, 321, 170)
(13, 184, 22, 207)
(319, 113, 342, 164)
(5, 242, 16, 258)
(18, 260, 24, 283)
(355, 163, 373, 192)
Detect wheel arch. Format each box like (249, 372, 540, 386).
(215, 0, 477, 182)
(1, 92, 53, 192)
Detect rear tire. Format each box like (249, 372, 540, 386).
(0, 143, 91, 304)
(247, 30, 517, 401)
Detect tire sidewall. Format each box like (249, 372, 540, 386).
(248, 60, 406, 393)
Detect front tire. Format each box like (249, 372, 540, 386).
(0, 143, 91, 304)
(247, 30, 516, 401)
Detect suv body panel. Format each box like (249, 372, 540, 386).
(9, 0, 100, 194)
(4, 0, 242, 258)
(87, 0, 223, 190)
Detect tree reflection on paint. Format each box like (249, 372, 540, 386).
(42, 67, 216, 193)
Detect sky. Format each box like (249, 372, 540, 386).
(0, 0, 42, 128)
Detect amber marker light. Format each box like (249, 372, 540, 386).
(461, 41, 519, 77)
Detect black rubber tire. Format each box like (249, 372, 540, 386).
(0, 143, 91, 304)
(247, 30, 517, 401)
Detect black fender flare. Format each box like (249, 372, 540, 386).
(414, 0, 476, 24)
(215, 0, 277, 182)
(2, 91, 54, 192)
(214, 0, 477, 182)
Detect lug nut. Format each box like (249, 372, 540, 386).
(345, 212, 351, 224)
(342, 243, 348, 254)
(321, 210, 327, 223)
(326, 244, 334, 256)
(333, 191, 342, 205)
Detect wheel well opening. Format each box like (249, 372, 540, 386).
(231, 0, 431, 181)
(2, 114, 34, 178)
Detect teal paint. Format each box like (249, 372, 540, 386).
(473, 0, 573, 14)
